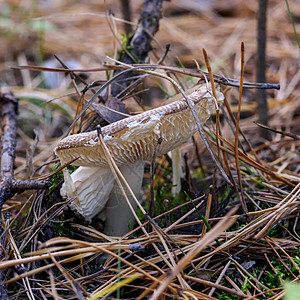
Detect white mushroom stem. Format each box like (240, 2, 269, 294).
(55, 83, 224, 235)
(102, 161, 145, 236)
(171, 148, 183, 197)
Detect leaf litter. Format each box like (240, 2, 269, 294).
(0, 0, 299, 299)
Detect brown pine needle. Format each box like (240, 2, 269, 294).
(235, 41, 248, 214)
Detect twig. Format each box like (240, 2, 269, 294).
(0, 86, 18, 207)
(0, 87, 54, 275)
(208, 261, 231, 297)
(202, 48, 235, 191)
(131, 64, 282, 89)
(0, 85, 16, 299)
(257, 0, 271, 139)
(13, 64, 281, 90)
(183, 274, 246, 298)
(254, 121, 300, 140)
(11, 180, 52, 191)
(120, 0, 133, 35)
(0, 87, 52, 198)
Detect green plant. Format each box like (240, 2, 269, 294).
(49, 163, 77, 192)
(284, 281, 300, 300)
(284, 0, 300, 49)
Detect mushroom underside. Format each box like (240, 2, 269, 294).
(61, 161, 145, 236)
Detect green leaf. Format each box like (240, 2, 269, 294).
(284, 282, 300, 300)
(284, 0, 300, 49)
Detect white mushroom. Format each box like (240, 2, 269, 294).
(55, 83, 224, 236)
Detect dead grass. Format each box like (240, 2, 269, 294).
(0, 0, 299, 299)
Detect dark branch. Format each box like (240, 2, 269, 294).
(0, 85, 16, 300)
(0, 86, 18, 206)
(120, 0, 133, 35)
(12, 64, 281, 90)
(0, 87, 52, 202)
(12, 180, 52, 191)
(110, 0, 163, 97)
(257, 0, 271, 139)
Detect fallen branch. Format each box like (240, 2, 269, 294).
(12, 64, 280, 90)
(12, 180, 52, 191)
(0, 86, 52, 299)
(0, 86, 18, 211)
(254, 121, 300, 140)
(0, 85, 16, 300)
(0, 87, 52, 207)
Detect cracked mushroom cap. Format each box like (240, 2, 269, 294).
(55, 83, 224, 167)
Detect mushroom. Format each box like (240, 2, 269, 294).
(55, 83, 224, 236)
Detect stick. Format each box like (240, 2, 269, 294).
(13, 64, 280, 90)
(0, 85, 16, 300)
(0, 87, 52, 201)
(0, 86, 18, 214)
(257, 0, 271, 139)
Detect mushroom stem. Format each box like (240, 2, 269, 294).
(103, 161, 145, 236)
(171, 148, 183, 197)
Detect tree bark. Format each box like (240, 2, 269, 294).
(110, 0, 163, 97)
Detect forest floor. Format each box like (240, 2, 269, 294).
(0, 0, 299, 299)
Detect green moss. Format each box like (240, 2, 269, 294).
(49, 163, 77, 192)
(147, 17, 157, 24)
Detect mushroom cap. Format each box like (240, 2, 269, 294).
(55, 83, 224, 167)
